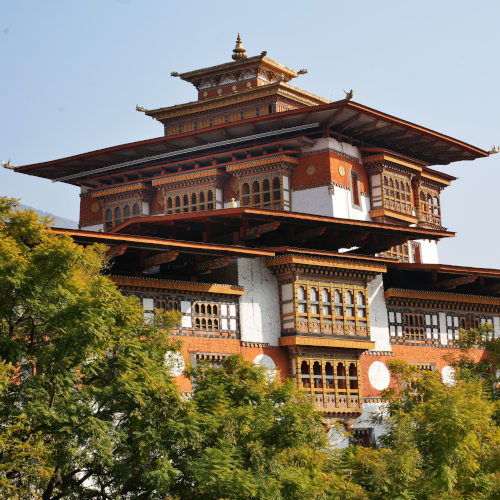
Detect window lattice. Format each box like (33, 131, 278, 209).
(388, 309, 439, 343)
(294, 357, 361, 412)
(293, 282, 368, 337)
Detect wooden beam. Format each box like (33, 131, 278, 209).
(482, 281, 500, 295)
(350, 119, 379, 137)
(242, 222, 281, 240)
(435, 274, 477, 290)
(325, 107, 345, 128)
(106, 244, 128, 259)
(197, 256, 232, 275)
(337, 112, 362, 132)
(142, 250, 179, 269)
(296, 225, 327, 242)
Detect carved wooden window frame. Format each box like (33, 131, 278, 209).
(292, 355, 362, 412)
(240, 174, 288, 210)
(292, 280, 369, 337)
(382, 172, 413, 216)
(388, 308, 439, 343)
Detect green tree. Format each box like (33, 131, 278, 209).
(0, 198, 183, 499)
(171, 355, 365, 500)
(341, 360, 500, 499)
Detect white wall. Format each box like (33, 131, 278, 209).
(367, 274, 392, 351)
(416, 239, 439, 264)
(352, 402, 389, 444)
(292, 186, 332, 217)
(80, 223, 104, 232)
(237, 258, 281, 345)
(300, 136, 361, 160)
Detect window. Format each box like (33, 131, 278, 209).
(165, 189, 217, 215)
(380, 243, 410, 262)
(240, 110, 245, 120)
(295, 356, 361, 412)
(294, 282, 369, 337)
(418, 188, 441, 225)
(382, 173, 413, 215)
(133, 203, 140, 216)
(388, 309, 439, 343)
(123, 205, 131, 220)
(446, 314, 493, 342)
(239, 176, 288, 210)
(351, 171, 360, 206)
(114, 207, 122, 226)
(105, 209, 113, 231)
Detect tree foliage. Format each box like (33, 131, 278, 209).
(0, 198, 183, 498)
(341, 358, 500, 499)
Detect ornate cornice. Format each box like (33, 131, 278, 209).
(267, 255, 387, 274)
(385, 288, 500, 309)
(152, 169, 226, 189)
(226, 154, 298, 175)
(90, 182, 153, 199)
(279, 335, 375, 350)
(111, 276, 245, 296)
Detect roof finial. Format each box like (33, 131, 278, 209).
(232, 33, 247, 61)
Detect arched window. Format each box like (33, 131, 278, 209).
(301, 361, 310, 388)
(191, 193, 197, 212)
(123, 205, 131, 220)
(207, 190, 214, 210)
(334, 290, 343, 317)
(199, 191, 205, 211)
(310, 287, 319, 314)
(349, 363, 358, 390)
(262, 179, 271, 205)
(325, 362, 334, 388)
(321, 288, 331, 316)
(241, 183, 250, 207)
(114, 207, 122, 226)
(345, 291, 354, 317)
(434, 196, 440, 215)
(297, 286, 306, 313)
(356, 292, 366, 318)
(175, 196, 181, 214)
(313, 361, 322, 388)
(133, 203, 140, 216)
(272, 177, 281, 204)
(252, 181, 260, 205)
(105, 208, 113, 230)
(337, 363, 346, 390)
(183, 194, 189, 213)
(167, 197, 173, 214)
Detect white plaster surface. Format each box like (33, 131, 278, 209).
(439, 312, 448, 345)
(292, 186, 332, 217)
(80, 223, 103, 232)
(416, 239, 439, 264)
(164, 351, 186, 377)
(328, 424, 350, 449)
(368, 361, 390, 391)
(252, 354, 277, 381)
(494, 317, 500, 338)
(301, 137, 361, 160)
(441, 365, 456, 386)
(142, 298, 154, 311)
(368, 274, 392, 351)
(237, 258, 281, 345)
(352, 402, 389, 444)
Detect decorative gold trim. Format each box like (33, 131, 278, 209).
(267, 255, 387, 274)
(111, 276, 245, 295)
(91, 183, 152, 198)
(385, 288, 500, 307)
(279, 336, 375, 350)
(369, 208, 418, 223)
(226, 154, 298, 173)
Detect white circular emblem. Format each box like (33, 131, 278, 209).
(253, 354, 276, 381)
(164, 351, 186, 377)
(368, 361, 390, 391)
(441, 365, 456, 386)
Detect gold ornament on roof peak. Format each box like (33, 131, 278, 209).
(232, 33, 247, 61)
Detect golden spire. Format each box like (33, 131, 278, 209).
(232, 33, 247, 61)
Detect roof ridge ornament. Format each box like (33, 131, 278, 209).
(232, 33, 247, 61)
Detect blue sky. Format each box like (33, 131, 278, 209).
(1, 0, 499, 267)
